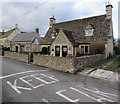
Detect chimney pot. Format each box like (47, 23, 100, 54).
(106, 3, 113, 20)
(36, 28, 39, 34)
(15, 24, 18, 28)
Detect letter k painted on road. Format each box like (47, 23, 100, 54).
(7, 79, 31, 94)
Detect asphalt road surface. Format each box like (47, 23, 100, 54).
(1, 57, 119, 103)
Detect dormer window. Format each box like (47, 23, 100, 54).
(51, 33, 56, 39)
(85, 25, 94, 36)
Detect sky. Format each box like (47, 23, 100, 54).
(0, 0, 119, 38)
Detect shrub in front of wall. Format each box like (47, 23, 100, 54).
(67, 54, 73, 58)
(89, 42, 105, 54)
(114, 46, 120, 55)
(2, 47, 10, 51)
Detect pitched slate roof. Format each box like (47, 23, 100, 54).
(11, 32, 40, 42)
(31, 37, 48, 45)
(62, 29, 78, 46)
(44, 14, 111, 44)
(0, 28, 16, 39)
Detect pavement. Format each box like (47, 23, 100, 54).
(80, 55, 120, 83)
(80, 68, 119, 83)
(1, 57, 119, 103)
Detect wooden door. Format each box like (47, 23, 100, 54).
(62, 46, 68, 57)
(55, 46, 60, 56)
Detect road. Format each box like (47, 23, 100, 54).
(1, 57, 119, 103)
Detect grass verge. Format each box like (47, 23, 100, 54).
(89, 55, 117, 68)
(104, 57, 120, 71)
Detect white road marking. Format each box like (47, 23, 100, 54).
(0, 70, 48, 80)
(40, 73, 59, 82)
(19, 76, 44, 89)
(31, 73, 59, 84)
(56, 89, 80, 102)
(42, 98, 51, 104)
(70, 87, 115, 102)
(7, 79, 31, 94)
(81, 87, 117, 98)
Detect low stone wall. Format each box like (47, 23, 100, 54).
(4, 51, 29, 63)
(33, 54, 75, 73)
(33, 54, 104, 73)
(74, 54, 104, 69)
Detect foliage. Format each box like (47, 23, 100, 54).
(76, 52, 87, 57)
(105, 57, 120, 71)
(77, 68, 85, 72)
(114, 46, 120, 55)
(89, 42, 105, 54)
(67, 54, 73, 58)
(1, 47, 10, 51)
(89, 55, 117, 68)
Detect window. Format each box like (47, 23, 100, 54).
(80, 45, 89, 54)
(85, 25, 94, 36)
(81, 46, 84, 53)
(85, 46, 89, 53)
(51, 33, 56, 38)
(25, 46, 29, 51)
(85, 29, 94, 36)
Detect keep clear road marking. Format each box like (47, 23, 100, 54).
(0, 70, 48, 80)
(19, 75, 45, 89)
(81, 86, 118, 98)
(7, 73, 59, 94)
(56, 87, 116, 103)
(56, 89, 80, 103)
(7, 79, 31, 94)
(70, 87, 115, 102)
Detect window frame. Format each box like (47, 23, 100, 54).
(80, 45, 89, 54)
(51, 33, 56, 39)
(24, 46, 29, 52)
(85, 28, 94, 36)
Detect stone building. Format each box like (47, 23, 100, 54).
(43, 3, 114, 58)
(0, 24, 20, 48)
(10, 28, 49, 53)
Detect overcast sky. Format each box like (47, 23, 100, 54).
(0, 0, 119, 38)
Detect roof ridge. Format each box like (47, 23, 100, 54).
(55, 14, 106, 24)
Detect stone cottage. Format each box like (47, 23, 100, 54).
(43, 4, 114, 58)
(0, 24, 20, 48)
(10, 28, 49, 53)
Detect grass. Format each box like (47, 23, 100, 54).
(104, 57, 120, 71)
(89, 55, 117, 68)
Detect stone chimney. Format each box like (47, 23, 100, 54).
(15, 24, 18, 28)
(106, 2, 113, 20)
(50, 15, 56, 27)
(2, 30, 4, 35)
(36, 28, 39, 34)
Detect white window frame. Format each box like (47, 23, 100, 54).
(80, 45, 89, 54)
(85, 29, 94, 36)
(25, 46, 29, 51)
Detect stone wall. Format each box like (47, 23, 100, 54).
(74, 54, 104, 69)
(33, 54, 104, 73)
(33, 54, 75, 73)
(4, 51, 29, 63)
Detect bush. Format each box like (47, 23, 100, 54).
(2, 47, 10, 51)
(76, 52, 85, 57)
(89, 42, 105, 54)
(114, 46, 120, 55)
(67, 54, 73, 58)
